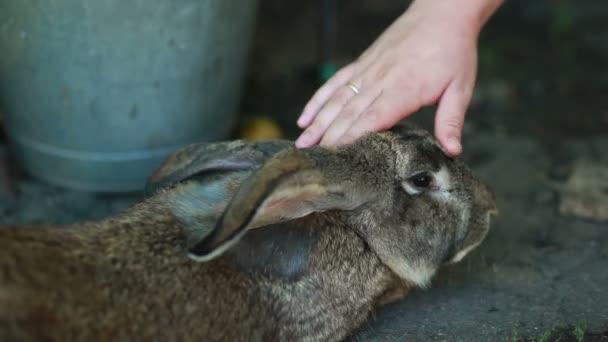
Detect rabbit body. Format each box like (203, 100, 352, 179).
(0, 207, 396, 341)
(0, 124, 497, 342)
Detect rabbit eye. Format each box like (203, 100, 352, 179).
(402, 171, 435, 196)
(410, 172, 432, 189)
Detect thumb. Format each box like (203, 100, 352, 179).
(434, 80, 472, 156)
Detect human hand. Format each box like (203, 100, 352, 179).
(295, 0, 503, 156)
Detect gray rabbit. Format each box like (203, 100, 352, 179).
(0, 123, 497, 342)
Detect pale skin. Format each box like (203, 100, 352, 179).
(295, 0, 505, 156)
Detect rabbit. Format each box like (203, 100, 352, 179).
(0, 122, 497, 342)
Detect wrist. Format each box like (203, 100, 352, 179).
(407, 0, 504, 36)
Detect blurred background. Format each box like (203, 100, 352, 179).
(0, 0, 606, 341)
(240, 0, 607, 142)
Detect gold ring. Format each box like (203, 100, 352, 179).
(346, 81, 360, 95)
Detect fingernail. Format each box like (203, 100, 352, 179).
(447, 137, 462, 154)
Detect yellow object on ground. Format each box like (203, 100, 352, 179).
(240, 116, 283, 140)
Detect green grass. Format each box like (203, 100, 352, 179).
(537, 329, 553, 342)
(573, 323, 586, 342)
(512, 322, 604, 342)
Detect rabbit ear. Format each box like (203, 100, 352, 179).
(144, 140, 290, 197)
(188, 148, 372, 261)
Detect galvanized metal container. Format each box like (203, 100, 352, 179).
(0, 0, 258, 192)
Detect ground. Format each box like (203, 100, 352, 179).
(1, 0, 607, 341)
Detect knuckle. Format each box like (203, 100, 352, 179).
(373, 62, 393, 80)
(335, 63, 355, 79)
(394, 81, 425, 106)
(335, 88, 355, 104)
(442, 117, 464, 131)
(412, 84, 429, 103)
(362, 106, 380, 122)
(309, 112, 332, 131)
(417, 82, 436, 101)
(341, 101, 363, 118)
(312, 114, 332, 130)
(340, 86, 354, 100)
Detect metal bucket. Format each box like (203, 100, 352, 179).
(0, 0, 258, 192)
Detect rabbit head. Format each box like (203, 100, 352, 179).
(149, 123, 497, 288)
(348, 122, 498, 286)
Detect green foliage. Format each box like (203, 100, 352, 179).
(537, 329, 552, 342)
(573, 323, 586, 342)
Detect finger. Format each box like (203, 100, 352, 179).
(297, 64, 355, 128)
(336, 89, 422, 145)
(319, 87, 382, 146)
(434, 80, 472, 156)
(295, 83, 360, 148)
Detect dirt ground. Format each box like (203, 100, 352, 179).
(1, 0, 607, 341)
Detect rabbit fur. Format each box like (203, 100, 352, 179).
(0, 123, 497, 342)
